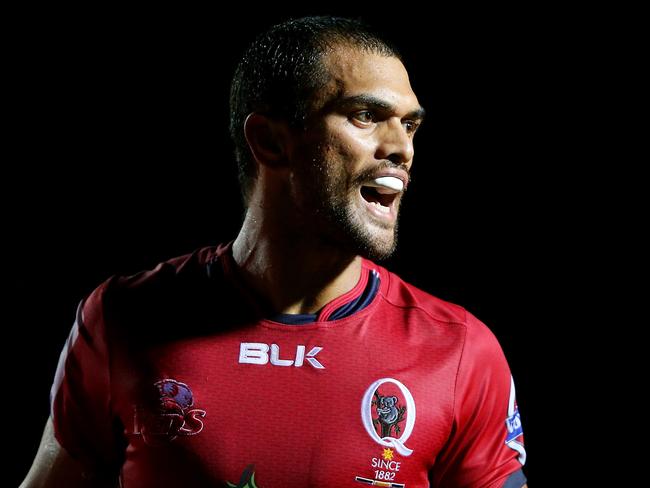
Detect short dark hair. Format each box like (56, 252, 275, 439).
(229, 16, 401, 206)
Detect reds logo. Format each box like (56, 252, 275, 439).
(133, 379, 206, 445)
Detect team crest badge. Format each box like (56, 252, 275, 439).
(356, 378, 415, 486)
(133, 379, 207, 445)
(361, 378, 416, 456)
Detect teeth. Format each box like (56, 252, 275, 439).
(369, 201, 390, 213)
(367, 176, 404, 193)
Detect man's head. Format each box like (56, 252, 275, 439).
(230, 16, 424, 260)
(230, 17, 404, 204)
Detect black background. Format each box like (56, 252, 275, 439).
(8, 5, 610, 486)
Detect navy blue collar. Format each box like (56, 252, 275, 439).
(269, 270, 380, 325)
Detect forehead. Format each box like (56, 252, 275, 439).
(317, 46, 420, 114)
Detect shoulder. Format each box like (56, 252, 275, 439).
(372, 260, 466, 325)
(370, 260, 503, 353)
(82, 246, 221, 329)
(112, 246, 218, 292)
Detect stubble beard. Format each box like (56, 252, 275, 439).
(296, 158, 400, 262)
(328, 192, 400, 261)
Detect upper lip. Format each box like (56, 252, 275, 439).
(367, 168, 410, 190)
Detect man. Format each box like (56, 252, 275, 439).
(22, 16, 527, 488)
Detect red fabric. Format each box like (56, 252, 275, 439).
(51, 244, 525, 487)
(317, 265, 369, 321)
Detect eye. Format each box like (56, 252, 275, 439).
(351, 110, 375, 125)
(403, 120, 420, 134)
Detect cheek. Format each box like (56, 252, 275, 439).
(326, 137, 372, 178)
(325, 122, 374, 158)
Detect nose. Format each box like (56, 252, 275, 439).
(375, 118, 415, 167)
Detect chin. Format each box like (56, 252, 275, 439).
(347, 220, 399, 262)
(317, 195, 400, 261)
(362, 235, 398, 261)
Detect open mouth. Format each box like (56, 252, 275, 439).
(360, 176, 404, 216)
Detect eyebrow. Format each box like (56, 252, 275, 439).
(337, 94, 426, 121)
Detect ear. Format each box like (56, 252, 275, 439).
(244, 113, 292, 168)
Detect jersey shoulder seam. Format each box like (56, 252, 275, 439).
(380, 270, 469, 327)
(380, 293, 468, 327)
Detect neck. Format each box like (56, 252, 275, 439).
(232, 207, 362, 316)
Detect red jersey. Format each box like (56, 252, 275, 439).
(51, 243, 526, 487)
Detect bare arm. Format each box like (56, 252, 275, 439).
(20, 417, 118, 488)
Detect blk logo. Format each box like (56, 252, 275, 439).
(239, 342, 324, 369)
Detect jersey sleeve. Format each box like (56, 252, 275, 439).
(430, 312, 526, 488)
(50, 279, 122, 474)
